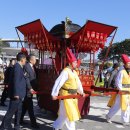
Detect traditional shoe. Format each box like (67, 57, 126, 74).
(106, 115, 112, 123)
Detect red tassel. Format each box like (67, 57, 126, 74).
(96, 32, 100, 39)
(87, 31, 90, 39)
(100, 33, 104, 40)
(91, 31, 95, 39)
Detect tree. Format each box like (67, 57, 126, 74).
(98, 39, 130, 62)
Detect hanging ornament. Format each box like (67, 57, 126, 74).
(53, 44, 56, 50)
(50, 43, 52, 50)
(27, 34, 29, 41)
(29, 35, 31, 40)
(36, 44, 39, 49)
(96, 32, 100, 44)
(42, 38, 45, 43)
(96, 32, 100, 39)
(24, 35, 27, 42)
(91, 31, 95, 39)
(103, 34, 107, 43)
(39, 39, 41, 44)
(32, 34, 34, 39)
(100, 33, 104, 40)
(28, 34, 32, 43)
(104, 34, 107, 40)
(58, 42, 60, 49)
(84, 37, 88, 42)
(36, 40, 38, 44)
(36, 33, 39, 38)
(93, 39, 96, 43)
(87, 31, 90, 39)
(89, 39, 92, 43)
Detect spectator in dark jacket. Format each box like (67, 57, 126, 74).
(0, 53, 27, 130)
(20, 54, 39, 129)
(108, 63, 120, 88)
(0, 59, 16, 106)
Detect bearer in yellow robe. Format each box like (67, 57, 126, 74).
(51, 48, 84, 130)
(106, 54, 130, 126)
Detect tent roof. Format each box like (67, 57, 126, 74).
(16, 19, 60, 50)
(69, 20, 117, 52)
(70, 20, 117, 40)
(16, 19, 117, 52)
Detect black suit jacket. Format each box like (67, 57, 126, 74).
(24, 63, 38, 97)
(8, 63, 26, 99)
(4, 66, 14, 84)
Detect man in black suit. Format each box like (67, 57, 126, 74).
(0, 53, 27, 130)
(0, 59, 16, 106)
(20, 54, 39, 129)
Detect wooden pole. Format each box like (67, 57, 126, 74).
(31, 89, 130, 99)
(15, 28, 23, 48)
(90, 52, 92, 72)
(93, 52, 95, 70)
(95, 29, 117, 85)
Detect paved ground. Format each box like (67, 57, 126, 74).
(0, 87, 130, 130)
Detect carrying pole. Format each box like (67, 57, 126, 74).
(32, 89, 130, 100)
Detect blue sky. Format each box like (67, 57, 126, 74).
(0, 0, 130, 44)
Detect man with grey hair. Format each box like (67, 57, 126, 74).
(20, 54, 39, 129)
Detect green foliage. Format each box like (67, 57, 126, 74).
(98, 39, 130, 62)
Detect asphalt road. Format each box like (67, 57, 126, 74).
(0, 88, 130, 130)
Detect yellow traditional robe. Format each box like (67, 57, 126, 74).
(107, 69, 130, 111)
(59, 68, 81, 121)
(107, 94, 117, 107)
(120, 70, 130, 111)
